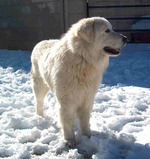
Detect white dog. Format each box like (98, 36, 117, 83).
(31, 17, 127, 148)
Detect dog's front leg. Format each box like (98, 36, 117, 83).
(77, 94, 96, 138)
(58, 101, 76, 148)
(77, 105, 92, 138)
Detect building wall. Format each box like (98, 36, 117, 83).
(64, 0, 87, 30)
(0, 0, 86, 50)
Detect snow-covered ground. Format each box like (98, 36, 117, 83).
(0, 44, 150, 159)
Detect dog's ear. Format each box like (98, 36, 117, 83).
(77, 19, 95, 43)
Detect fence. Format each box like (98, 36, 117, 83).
(0, 0, 150, 50)
(87, 0, 150, 43)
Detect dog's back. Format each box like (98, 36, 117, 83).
(31, 39, 58, 75)
(31, 40, 58, 63)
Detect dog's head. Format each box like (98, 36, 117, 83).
(77, 17, 127, 56)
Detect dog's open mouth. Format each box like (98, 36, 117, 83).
(103, 46, 121, 55)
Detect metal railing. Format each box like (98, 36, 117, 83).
(87, 2, 150, 43)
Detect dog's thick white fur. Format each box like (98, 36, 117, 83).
(31, 17, 127, 147)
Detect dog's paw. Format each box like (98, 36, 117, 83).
(43, 114, 53, 120)
(82, 130, 91, 139)
(65, 139, 76, 148)
(37, 112, 44, 117)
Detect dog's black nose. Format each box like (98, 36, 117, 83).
(122, 36, 128, 43)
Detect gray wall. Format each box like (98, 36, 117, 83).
(0, 0, 86, 51)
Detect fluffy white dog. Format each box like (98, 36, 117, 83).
(31, 17, 127, 148)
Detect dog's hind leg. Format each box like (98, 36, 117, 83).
(31, 68, 49, 117)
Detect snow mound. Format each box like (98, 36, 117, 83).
(0, 46, 150, 158)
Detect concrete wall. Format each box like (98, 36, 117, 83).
(64, 0, 87, 31)
(0, 0, 86, 51)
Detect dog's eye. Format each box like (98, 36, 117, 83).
(105, 29, 110, 33)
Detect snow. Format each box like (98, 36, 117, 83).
(132, 15, 150, 30)
(0, 44, 150, 158)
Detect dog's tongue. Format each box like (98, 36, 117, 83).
(116, 49, 121, 53)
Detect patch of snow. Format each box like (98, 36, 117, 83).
(0, 45, 150, 158)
